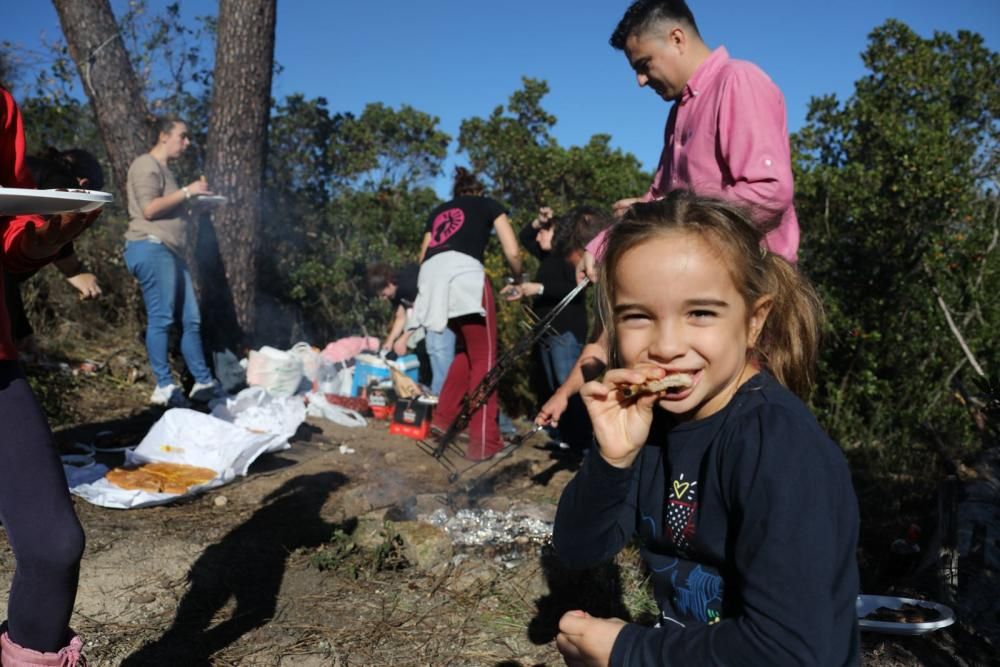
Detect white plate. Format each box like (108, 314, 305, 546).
(0, 187, 113, 215)
(191, 194, 227, 207)
(857, 594, 955, 635)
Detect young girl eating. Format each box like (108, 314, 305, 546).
(553, 191, 859, 666)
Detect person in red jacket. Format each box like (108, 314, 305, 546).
(0, 85, 101, 665)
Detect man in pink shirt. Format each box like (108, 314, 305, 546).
(539, 0, 802, 455)
(581, 0, 799, 280)
(552, 5, 805, 664)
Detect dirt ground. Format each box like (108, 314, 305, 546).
(1, 342, 997, 666)
(59, 418, 582, 667)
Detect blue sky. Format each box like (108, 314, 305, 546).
(4, 1, 998, 198)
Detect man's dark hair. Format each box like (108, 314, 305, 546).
(610, 0, 700, 50)
(365, 262, 397, 296)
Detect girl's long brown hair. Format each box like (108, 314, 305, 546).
(597, 190, 823, 399)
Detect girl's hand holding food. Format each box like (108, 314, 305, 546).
(580, 365, 665, 468)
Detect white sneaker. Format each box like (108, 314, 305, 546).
(189, 380, 225, 403)
(150, 383, 189, 407)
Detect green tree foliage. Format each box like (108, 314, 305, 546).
(459, 78, 648, 414)
(18, 97, 101, 159)
(794, 20, 999, 468)
(0, 40, 103, 180)
(119, 1, 217, 185)
(260, 97, 449, 344)
(459, 77, 559, 211)
(330, 102, 451, 193)
(0, 49, 11, 86)
(459, 77, 648, 214)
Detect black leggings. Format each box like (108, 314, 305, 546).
(0, 360, 85, 652)
(2, 274, 34, 342)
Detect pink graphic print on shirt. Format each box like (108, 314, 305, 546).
(666, 473, 698, 550)
(429, 207, 465, 247)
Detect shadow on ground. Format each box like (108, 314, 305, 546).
(54, 407, 164, 451)
(121, 471, 348, 666)
(529, 445, 585, 487)
(527, 546, 640, 645)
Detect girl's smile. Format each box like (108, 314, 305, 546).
(612, 232, 769, 420)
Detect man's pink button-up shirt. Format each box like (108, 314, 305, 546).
(589, 47, 800, 264)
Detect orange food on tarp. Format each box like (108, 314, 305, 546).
(106, 462, 218, 495)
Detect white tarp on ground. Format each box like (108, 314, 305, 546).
(211, 386, 307, 454)
(68, 391, 306, 509)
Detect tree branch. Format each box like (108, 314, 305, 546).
(923, 263, 986, 378)
(972, 197, 998, 293)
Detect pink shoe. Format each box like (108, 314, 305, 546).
(0, 632, 85, 667)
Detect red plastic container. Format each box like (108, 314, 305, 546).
(389, 420, 430, 440)
(371, 405, 394, 420)
(389, 397, 433, 439)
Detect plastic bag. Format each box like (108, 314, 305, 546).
(317, 360, 354, 397)
(211, 386, 306, 453)
(305, 391, 368, 428)
(321, 336, 380, 363)
(246, 346, 304, 397)
(288, 342, 323, 384)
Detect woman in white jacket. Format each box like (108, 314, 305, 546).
(414, 167, 521, 460)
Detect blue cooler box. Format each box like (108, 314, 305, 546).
(351, 354, 420, 396)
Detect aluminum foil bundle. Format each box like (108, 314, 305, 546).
(427, 508, 552, 547)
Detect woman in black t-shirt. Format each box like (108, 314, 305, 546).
(414, 167, 522, 460)
(507, 205, 609, 450)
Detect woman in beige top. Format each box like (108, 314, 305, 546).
(124, 116, 220, 406)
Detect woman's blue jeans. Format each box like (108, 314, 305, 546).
(539, 330, 585, 445)
(124, 239, 213, 387)
(425, 327, 456, 396)
(540, 330, 582, 393)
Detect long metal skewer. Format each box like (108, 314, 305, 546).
(422, 278, 591, 477)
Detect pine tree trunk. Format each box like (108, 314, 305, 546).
(202, 0, 276, 344)
(51, 0, 149, 196)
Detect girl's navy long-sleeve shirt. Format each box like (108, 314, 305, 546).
(553, 372, 860, 666)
